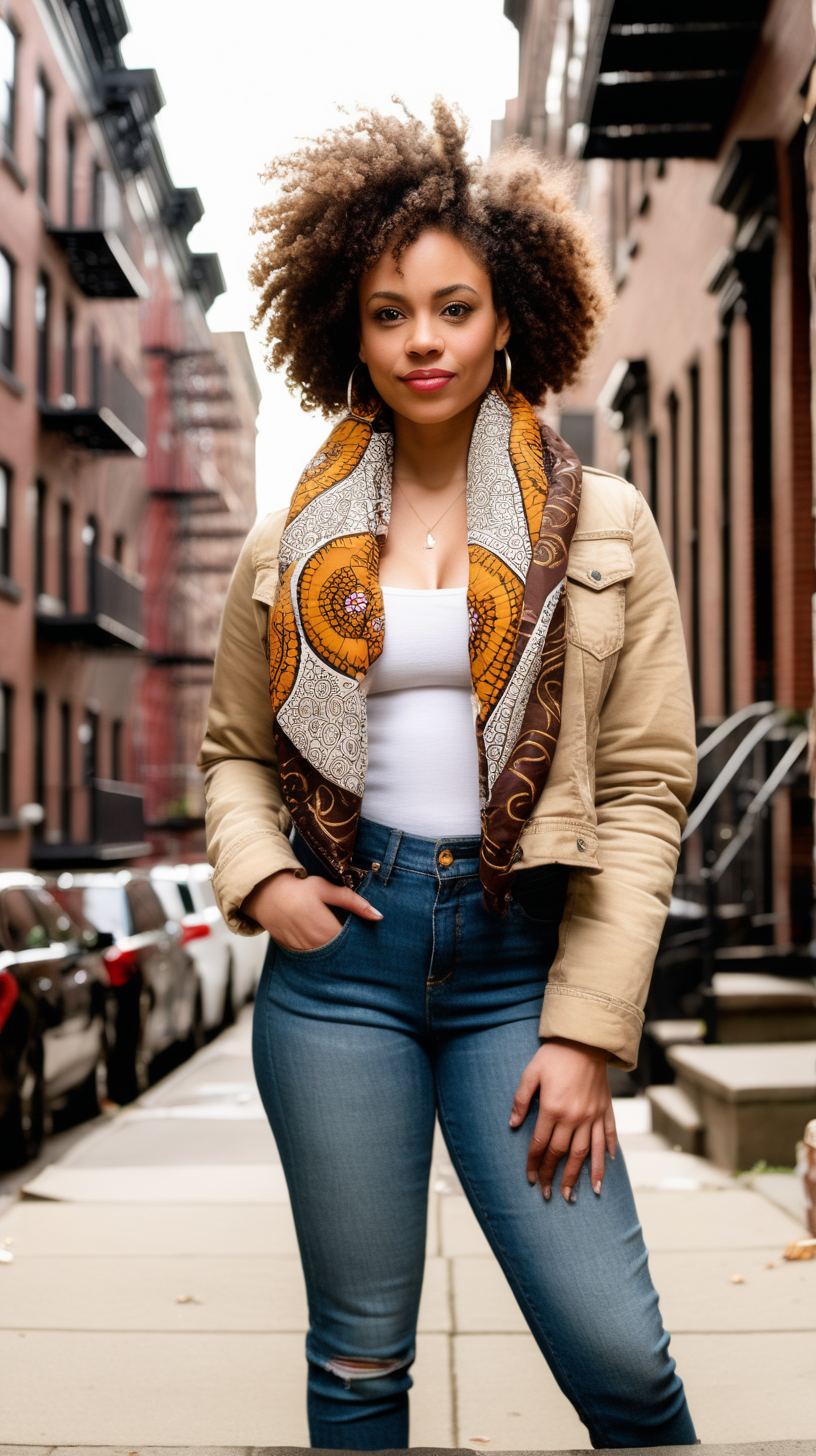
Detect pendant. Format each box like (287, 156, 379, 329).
(426, 532, 436, 549)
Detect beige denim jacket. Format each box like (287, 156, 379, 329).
(198, 467, 696, 1071)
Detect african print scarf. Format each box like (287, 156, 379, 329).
(268, 385, 581, 913)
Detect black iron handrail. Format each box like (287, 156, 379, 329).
(683, 709, 782, 841)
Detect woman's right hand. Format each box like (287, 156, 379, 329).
(243, 870, 382, 952)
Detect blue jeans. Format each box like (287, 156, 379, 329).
(252, 818, 696, 1450)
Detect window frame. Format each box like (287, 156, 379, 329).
(35, 270, 50, 400)
(0, 246, 15, 375)
(34, 70, 50, 206)
(0, 682, 13, 820)
(0, 14, 17, 155)
(0, 461, 11, 580)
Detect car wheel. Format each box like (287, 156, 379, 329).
(0, 1026, 45, 1170)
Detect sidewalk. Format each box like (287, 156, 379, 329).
(0, 1011, 813, 1450)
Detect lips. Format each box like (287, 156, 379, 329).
(400, 369, 455, 394)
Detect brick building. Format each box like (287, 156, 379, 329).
(495, 0, 815, 955)
(0, 0, 259, 871)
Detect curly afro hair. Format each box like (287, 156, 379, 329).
(250, 99, 612, 416)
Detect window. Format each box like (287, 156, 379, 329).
(0, 462, 10, 579)
(33, 690, 45, 819)
(82, 708, 98, 784)
(34, 479, 46, 597)
(113, 532, 124, 564)
(647, 432, 659, 525)
(91, 160, 103, 226)
(58, 499, 71, 607)
(64, 304, 74, 398)
(35, 272, 50, 400)
(688, 364, 701, 709)
(66, 120, 75, 226)
(0, 888, 46, 952)
(34, 73, 49, 205)
(59, 700, 71, 839)
(0, 683, 12, 818)
(127, 880, 167, 934)
(111, 718, 123, 781)
(0, 247, 14, 373)
(0, 16, 15, 152)
(668, 391, 679, 579)
(90, 328, 101, 406)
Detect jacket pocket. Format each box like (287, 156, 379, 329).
(565, 534, 634, 660)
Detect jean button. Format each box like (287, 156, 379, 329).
(438, 849, 454, 867)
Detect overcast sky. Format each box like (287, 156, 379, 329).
(121, 1, 519, 517)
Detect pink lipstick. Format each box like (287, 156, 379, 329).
(400, 369, 455, 393)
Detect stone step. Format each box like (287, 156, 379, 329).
(647, 1082, 705, 1156)
(667, 1041, 816, 1172)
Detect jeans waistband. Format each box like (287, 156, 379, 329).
(304, 817, 482, 883)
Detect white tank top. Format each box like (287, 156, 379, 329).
(360, 586, 482, 838)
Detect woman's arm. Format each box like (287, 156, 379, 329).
(198, 513, 306, 934)
(514, 491, 696, 1199)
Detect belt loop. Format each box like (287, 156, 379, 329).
(379, 829, 403, 885)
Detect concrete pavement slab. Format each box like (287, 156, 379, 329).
(0, 1254, 451, 1334)
(452, 1258, 524, 1333)
(672, 1333, 816, 1443)
(1, 1444, 815, 1456)
(0, 1201, 300, 1256)
(54, 1117, 278, 1168)
(452, 1333, 590, 1450)
(0, 1331, 451, 1446)
(440, 1196, 492, 1258)
(634, 1188, 808, 1250)
(21, 1164, 290, 1202)
(749, 1173, 808, 1226)
(650, 1248, 816, 1331)
(622, 1149, 732, 1189)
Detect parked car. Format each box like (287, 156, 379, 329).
(150, 862, 268, 1024)
(149, 866, 231, 1035)
(0, 872, 108, 1167)
(49, 870, 201, 1105)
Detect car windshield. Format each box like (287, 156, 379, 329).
(75, 886, 130, 942)
(151, 879, 184, 922)
(1, 888, 49, 953)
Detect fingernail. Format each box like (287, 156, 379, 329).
(369, 908, 383, 919)
(542, 1184, 551, 1201)
(562, 1186, 572, 1202)
(594, 1180, 602, 1196)
(570, 1189, 577, 1203)
(527, 1172, 537, 1185)
(509, 1114, 519, 1127)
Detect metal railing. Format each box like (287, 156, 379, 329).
(89, 555, 143, 639)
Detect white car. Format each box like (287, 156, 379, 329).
(149, 864, 268, 1032)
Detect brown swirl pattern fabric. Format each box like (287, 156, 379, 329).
(267, 386, 581, 911)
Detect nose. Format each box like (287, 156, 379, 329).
(406, 311, 444, 360)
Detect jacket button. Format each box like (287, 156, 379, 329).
(438, 849, 454, 867)
(577, 838, 587, 852)
(590, 569, 602, 581)
(371, 861, 381, 872)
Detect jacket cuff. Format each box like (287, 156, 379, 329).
(212, 831, 306, 936)
(538, 983, 644, 1072)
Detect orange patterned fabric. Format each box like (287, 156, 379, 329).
(267, 387, 581, 910)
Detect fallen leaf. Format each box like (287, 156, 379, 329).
(784, 1238, 816, 1261)
(468, 1438, 491, 1444)
(175, 1293, 201, 1304)
(730, 1273, 744, 1284)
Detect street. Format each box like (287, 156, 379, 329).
(0, 1008, 813, 1450)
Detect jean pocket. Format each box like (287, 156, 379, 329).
(275, 867, 375, 960)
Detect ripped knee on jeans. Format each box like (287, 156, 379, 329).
(324, 1354, 410, 1388)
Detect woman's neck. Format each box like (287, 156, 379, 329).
(391, 397, 481, 494)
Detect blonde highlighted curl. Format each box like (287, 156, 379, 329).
(250, 99, 612, 416)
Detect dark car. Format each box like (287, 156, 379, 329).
(0, 872, 108, 1168)
(49, 870, 201, 1105)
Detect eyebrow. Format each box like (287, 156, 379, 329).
(366, 283, 480, 305)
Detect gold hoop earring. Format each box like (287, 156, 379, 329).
(347, 364, 371, 423)
(503, 347, 512, 393)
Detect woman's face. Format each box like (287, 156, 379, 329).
(357, 229, 510, 424)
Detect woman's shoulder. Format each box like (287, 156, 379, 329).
(573, 466, 641, 539)
(247, 506, 289, 567)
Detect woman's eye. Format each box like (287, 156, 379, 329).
(375, 308, 404, 323)
(442, 302, 471, 319)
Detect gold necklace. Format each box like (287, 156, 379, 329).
(394, 479, 467, 550)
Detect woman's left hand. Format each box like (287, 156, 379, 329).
(510, 1037, 617, 1202)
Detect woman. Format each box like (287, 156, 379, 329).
(199, 102, 697, 1450)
